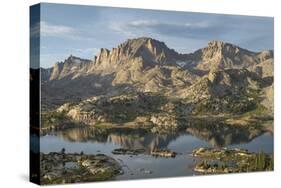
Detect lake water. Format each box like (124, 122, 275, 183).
(40, 125, 273, 180)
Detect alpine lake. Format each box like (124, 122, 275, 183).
(40, 120, 273, 181)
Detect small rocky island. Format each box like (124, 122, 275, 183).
(192, 148, 274, 173)
(40, 150, 122, 184)
(112, 148, 145, 155)
(111, 148, 177, 158)
(151, 149, 177, 158)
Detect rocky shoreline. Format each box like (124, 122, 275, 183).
(192, 148, 274, 174)
(40, 109, 273, 136)
(40, 151, 122, 185)
(39, 141, 273, 184)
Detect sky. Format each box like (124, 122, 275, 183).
(32, 3, 274, 68)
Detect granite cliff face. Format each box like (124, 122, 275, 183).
(42, 38, 183, 82)
(94, 37, 180, 69)
(183, 41, 273, 71)
(41, 37, 274, 124)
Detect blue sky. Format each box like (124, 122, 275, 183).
(35, 3, 274, 68)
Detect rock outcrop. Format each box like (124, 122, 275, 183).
(40, 152, 122, 184)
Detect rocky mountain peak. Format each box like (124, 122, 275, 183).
(94, 37, 180, 69)
(118, 37, 179, 64)
(257, 50, 273, 61)
(45, 37, 273, 87)
(125, 37, 167, 50)
(95, 48, 110, 64)
(65, 55, 92, 64)
(206, 40, 241, 54)
(207, 40, 225, 48)
(121, 37, 166, 50)
(192, 40, 263, 71)
(48, 55, 92, 81)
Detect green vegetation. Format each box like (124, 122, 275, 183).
(242, 103, 267, 117)
(193, 95, 257, 116)
(40, 111, 82, 134)
(254, 152, 274, 171)
(41, 111, 67, 128)
(193, 148, 273, 173)
(191, 86, 270, 119)
(40, 152, 122, 185)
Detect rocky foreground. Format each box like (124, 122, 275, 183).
(192, 148, 273, 174)
(40, 151, 122, 185)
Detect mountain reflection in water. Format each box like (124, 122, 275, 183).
(185, 122, 268, 147)
(55, 127, 179, 152)
(52, 121, 271, 151)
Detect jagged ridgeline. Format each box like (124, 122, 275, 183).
(40, 37, 273, 132)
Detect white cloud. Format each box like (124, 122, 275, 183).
(40, 21, 74, 36)
(109, 22, 138, 38)
(69, 47, 100, 57)
(108, 19, 215, 39)
(108, 19, 229, 40)
(184, 21, 210, 28)
(129, 20, 159, 27)
(30, 21, 74, 37)
(31, 21, 97, 41)
(127, 20, 209, 29)
(74, 47, 99, 54)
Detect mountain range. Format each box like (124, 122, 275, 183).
(39, 37, 273, 129)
